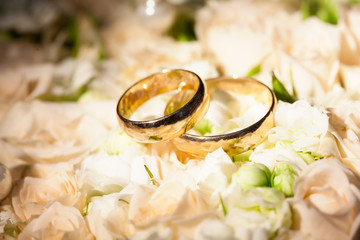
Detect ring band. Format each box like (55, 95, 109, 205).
(171, 76, 276, 158)
(116, 69, 209, 142)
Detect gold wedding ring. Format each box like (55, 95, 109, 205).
(116, 69, 209, 142)
(171, 76, 276, 158)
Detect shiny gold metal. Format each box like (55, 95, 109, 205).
(116, 69, 209, 143)
(171, 76, 276, 158)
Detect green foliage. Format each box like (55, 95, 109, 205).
(272, 73, 297, 104)
(167, 12, 197, 41)
(301, 0, 338, 25)
(246, 64, 261, 77)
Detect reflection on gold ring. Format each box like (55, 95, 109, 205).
(116, 69, 209, 143)
(171, 76, 276, 158)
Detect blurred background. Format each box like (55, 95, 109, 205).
(0, 0, 359, 103)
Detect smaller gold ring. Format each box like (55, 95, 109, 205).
(171, 76, 276, 158)
(116, 69, 209, 143)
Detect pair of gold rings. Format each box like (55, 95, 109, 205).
(117, 69, 276, 158)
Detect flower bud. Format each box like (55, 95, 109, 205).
(271, 162, 297, 197)
(232, 163, 271, 190)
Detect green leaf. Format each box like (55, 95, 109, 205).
(232, 150, 253, 164)
(4, 224, 20, 238)
(166, 12, 197, 42)
(119, 199, 130, 204)
(219, 193, 227, 216)
(272, 72, 297, 103)
(297, 151, 324, 164)
(144, 165, 157, 186)
(193, 119, 213, 136)
(38, 84, 88, 102)
(301, 0, 338, 25)
(66, 18, 80, 58)
(246, 64, 261, 77)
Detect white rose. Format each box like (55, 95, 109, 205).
(0, 100, 116, 163)
(77, 151, 133, 190)
(128, 179, 211, 239)
(86, 192, 133, 240)
(289, 158, 360, 240)
(12, 163, 78, 222)
(196, 0, 297, 76)
(286, 18, 340, 92)
(328, 101, 360, 174)
(18, 202, 93, 240)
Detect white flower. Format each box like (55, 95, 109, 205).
(96, 129, 145, 155)
(0, 100, 117, 163)
(196, 148, 237, 206)
(289, 158, 360, 240)
(223, 185, 291, 239)
(196, 0, 297, 76)
(130, 155, 162, 185)
(18, 202, 93, 240)
(268, 100, 328, 153)
(130, 226, 173, 240)
(86, 192, 133, 240)
(328, 101, 360, 174)
(194, 218, 234, 240)
(0, 163, 11, 201)
(77, 151, 134, 190)
(181, 60, 219, 80)
(286, 18, 340, 92)
(250, 142, 307, 174)
(12, 162, 78, 222)
(128, 182, 186, 226)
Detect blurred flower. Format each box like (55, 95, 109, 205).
(328, 101, 360, 174)
(12, 162, 78, 222)
(0, 205, 20, 238)
(194, 218, 233, 240)
(18, 202, 93, 240)
(289, 158, 360, 240)
(286, 17, 341, 92)
(339, 6, 360, 66)
(0, 163, 12, 201)
(0, 100, 116, 163)
(0, 64, 53, 123)
(196, 0, 298, 76)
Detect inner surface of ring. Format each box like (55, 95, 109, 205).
(118, 70, 200, 121)
(168, 77, 274, 138)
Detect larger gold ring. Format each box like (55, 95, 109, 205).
(116, 69, 209, 143)
(171, 76, 276, 158)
